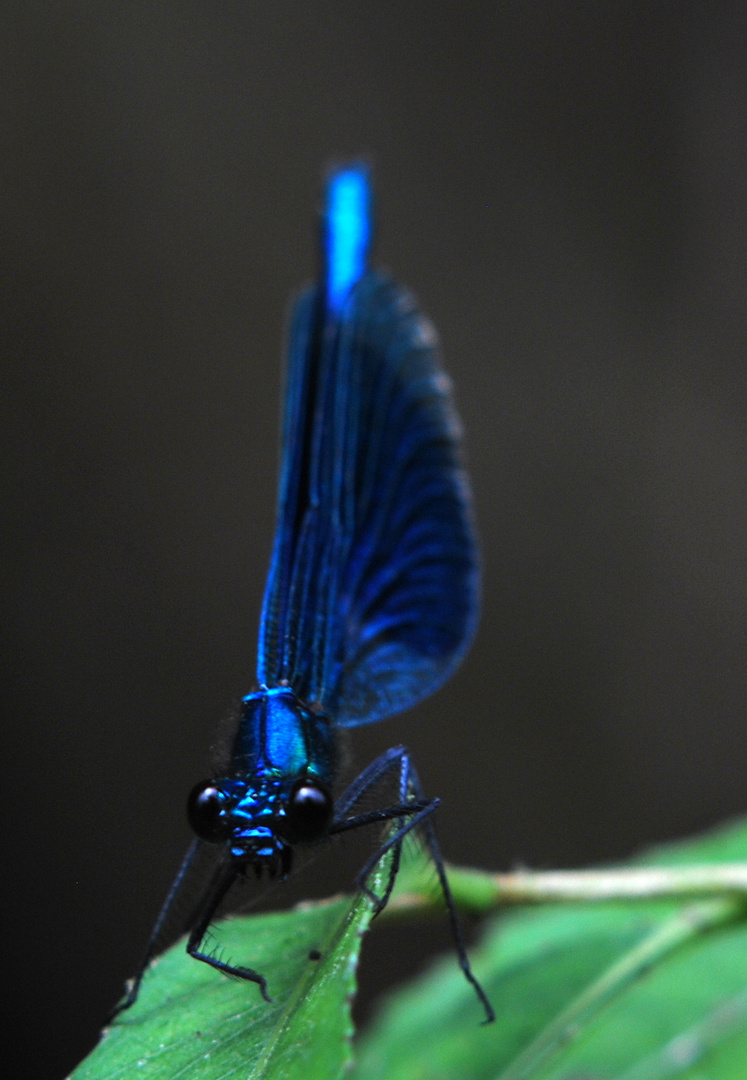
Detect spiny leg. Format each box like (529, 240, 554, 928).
(332, 745, 427, 910)
(331, 746, 495, 1023)
(387, 753, 495, 1023)
(186, 860, 273, 1003)
(110, 837, 202, 1019)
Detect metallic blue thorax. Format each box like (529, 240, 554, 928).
(224, 687, 335, 861)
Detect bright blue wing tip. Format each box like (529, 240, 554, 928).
(325, 165, 371, 313)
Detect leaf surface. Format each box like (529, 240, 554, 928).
(353, 817, 747, 1080)
(74, 889, 375, 1080)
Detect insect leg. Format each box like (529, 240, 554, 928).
(110, 837, 201, 1019)
(332, 745, 425, 910)
(186, 860, 274, 1003)
(332, 746, 495, 1024)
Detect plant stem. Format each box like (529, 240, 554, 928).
(384, 862, 747, 918)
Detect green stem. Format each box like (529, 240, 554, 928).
(383, 862, 747, 918)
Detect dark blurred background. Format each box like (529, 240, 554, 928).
(3, 3, 747, 1076)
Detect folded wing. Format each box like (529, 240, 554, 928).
(257, 170, 478, 726)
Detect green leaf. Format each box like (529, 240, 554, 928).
(73, 818, 747, 1080)
(352, 817, 747, 1080)
(73, 887, 379, 1080)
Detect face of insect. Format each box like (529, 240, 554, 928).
(187, 768, 333, 878)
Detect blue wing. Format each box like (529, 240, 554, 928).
(257, 166, 478, 726)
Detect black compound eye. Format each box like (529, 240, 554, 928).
(187, 780, 231, 843)
(284, 778, 333, 843)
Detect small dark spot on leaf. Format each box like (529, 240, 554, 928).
(308, 949, 322, 961)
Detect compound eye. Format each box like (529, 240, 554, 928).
(284, 778, 333, 843)
(187, 781, 231, 843)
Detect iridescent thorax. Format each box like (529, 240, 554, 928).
(188, 687, 336, 872)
